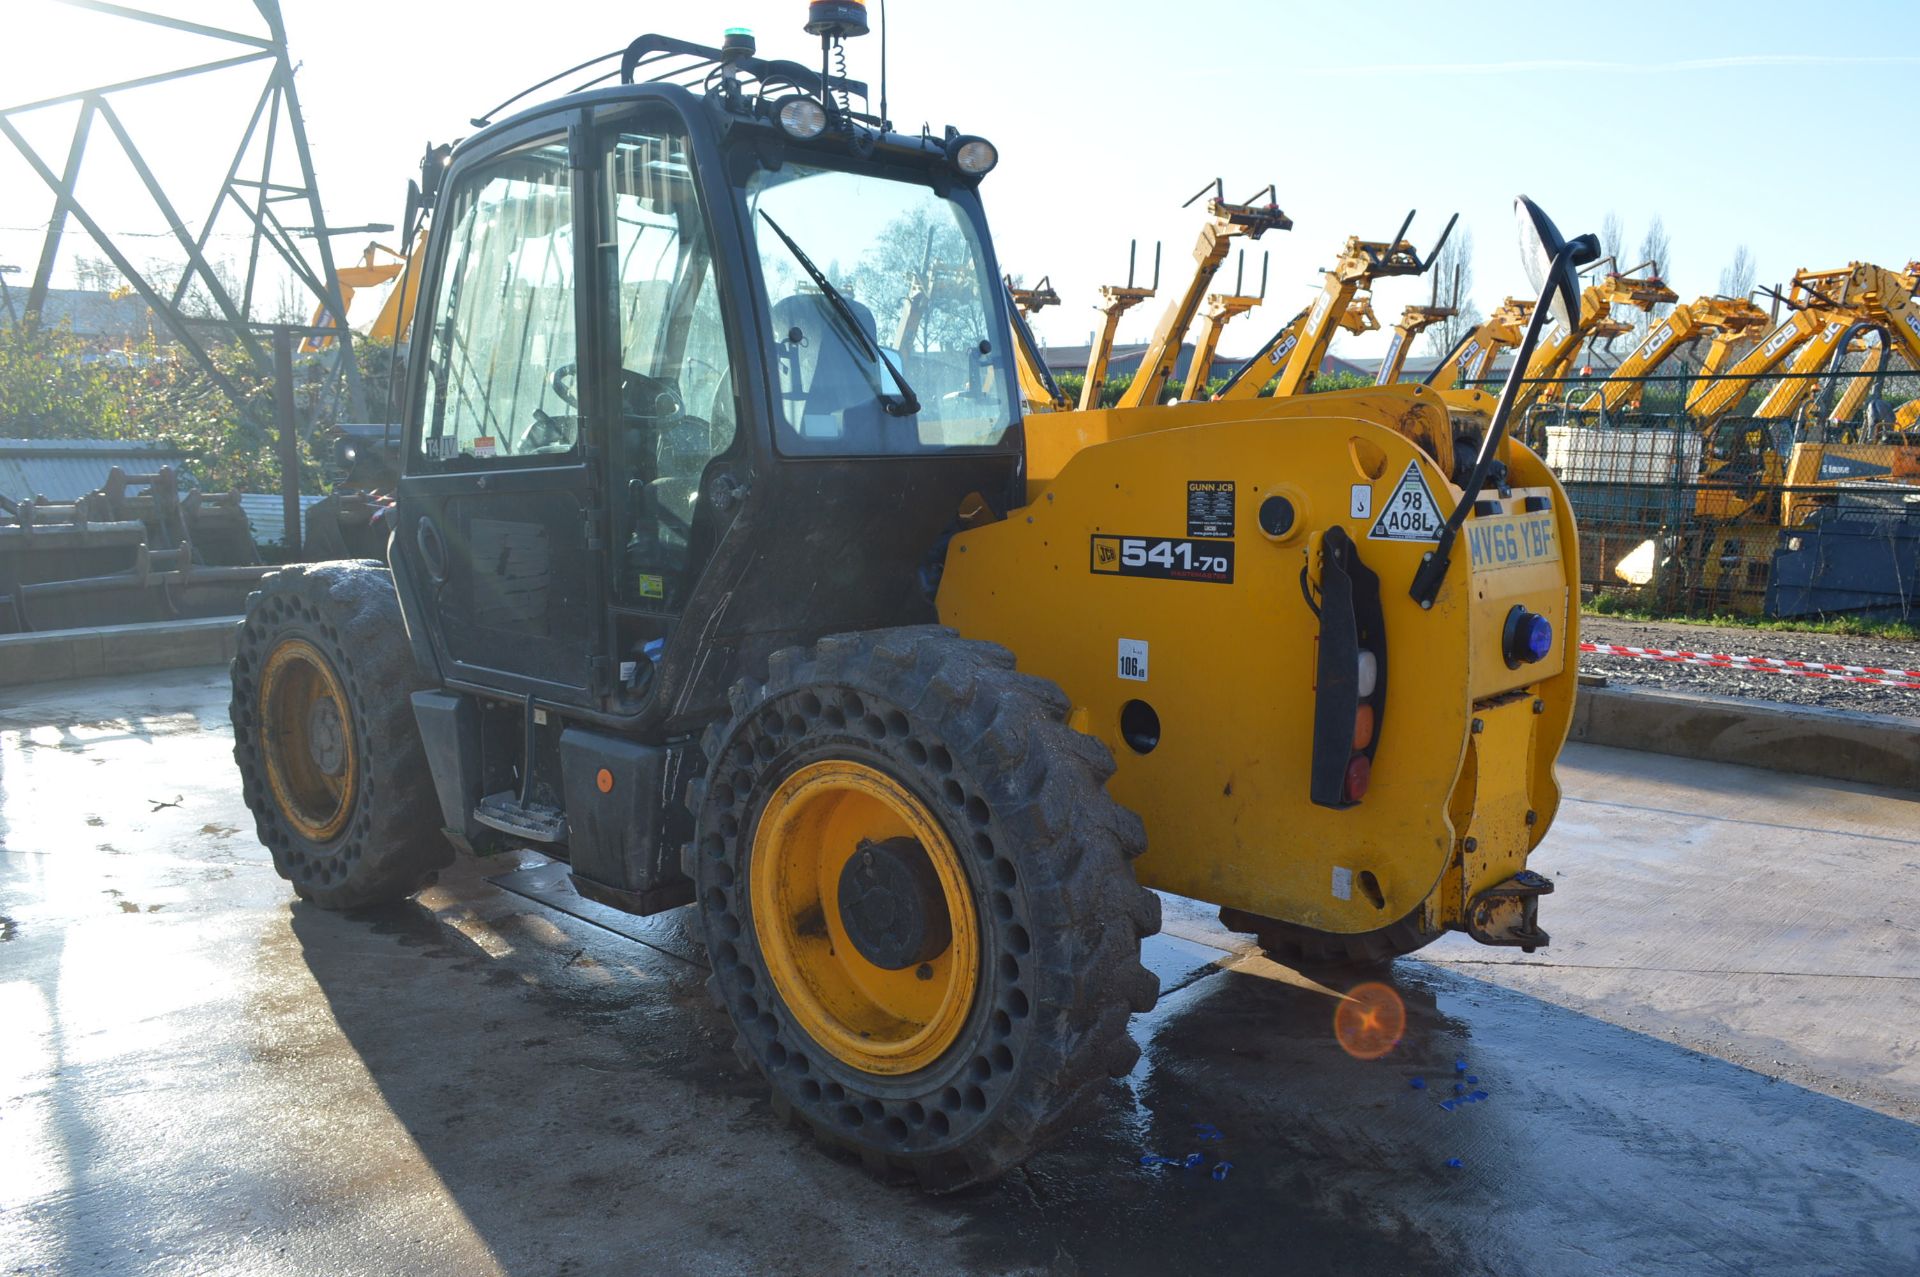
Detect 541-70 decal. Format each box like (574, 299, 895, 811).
(1090, 535, 1235, 584)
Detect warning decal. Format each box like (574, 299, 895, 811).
(1367, 461, 1444, 542)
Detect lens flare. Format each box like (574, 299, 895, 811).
(1333, 981, 1406, 1060)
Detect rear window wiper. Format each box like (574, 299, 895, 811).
(757, 209, 921, 418)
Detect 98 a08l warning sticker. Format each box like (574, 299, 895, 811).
(1368, 460, 1444, 542)
(1091, 535, 1235, 583)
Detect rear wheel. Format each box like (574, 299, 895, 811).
(1218, 905, 1440, 969)
(692, 627, 1160, 1191)
(230, 562, 450, 908)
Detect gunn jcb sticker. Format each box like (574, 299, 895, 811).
(1091, 535, 1234, 584)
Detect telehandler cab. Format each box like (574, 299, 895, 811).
(230, 11, 1591, 1189)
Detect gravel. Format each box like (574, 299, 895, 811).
(1577, 615, 1920, 716)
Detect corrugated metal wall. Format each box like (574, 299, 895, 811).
(0, 438, 189, 503)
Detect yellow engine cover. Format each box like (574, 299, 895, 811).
(937, 390, 1578, 936)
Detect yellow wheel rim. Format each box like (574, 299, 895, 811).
(258, 637, 358, 843)
(750, 760, 979, 1076)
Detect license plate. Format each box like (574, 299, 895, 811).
(1467, 512, 1560, 572)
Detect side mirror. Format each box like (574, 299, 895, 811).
(1409, 196, 1598, 609)
(1514, 195, 1598, 334)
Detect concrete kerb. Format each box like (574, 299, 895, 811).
(4, 618, 1914, 793)
(0, 617, 239, 689)
(1573, 683, 1920, 793)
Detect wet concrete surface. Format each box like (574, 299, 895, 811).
(3, 667, 1918, 1275)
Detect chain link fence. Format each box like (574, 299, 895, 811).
(1486, 358, 1920, 622)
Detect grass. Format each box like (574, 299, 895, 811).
(1583, 591, 1920, 643)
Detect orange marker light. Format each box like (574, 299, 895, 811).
(596, 768, 614, 794)
(1352, 703, 1375, 751)
(1333, 981, 1405, 1060)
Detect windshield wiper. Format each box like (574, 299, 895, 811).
(758, 209, 921, 418)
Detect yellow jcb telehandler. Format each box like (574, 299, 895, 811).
(229, 9, 1589, 1190)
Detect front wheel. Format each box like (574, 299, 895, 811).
(229, 562, 450, 908)
(692, 627, 1160, 1191)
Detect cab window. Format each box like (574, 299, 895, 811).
(417, 137, 578, 466)
(602, 121, 737, 610)
(743, 162, 1016, 456)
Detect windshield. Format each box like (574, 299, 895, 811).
(743, 162, 1017, 455)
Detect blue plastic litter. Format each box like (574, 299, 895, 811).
(1445, 1158, 1464, 1169)
(1454, 1060, 1468, 1073)
(1183, 1152, 1204, 1168)
(1440, 1100, 1457, 1111)
(1211, 1160, 1234, 1182)
(1139, 1154, 1175, 1167)
(1453, 1082, 1466, 1094)
(1470, 1090, 1489, 1101)
(1409, 1077, 1426, 1090)
(1466, 1075, 1479, 1084)
(1193, 1122, 1223, 1141)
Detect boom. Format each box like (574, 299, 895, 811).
(1116, 183, 1289, 409)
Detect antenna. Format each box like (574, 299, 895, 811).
(878, 0, 889, 128)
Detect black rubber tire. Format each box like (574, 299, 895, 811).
(1218, 904, 1440, 970)
(691, 626, 1160, 1192)
(229, 561, 451, 908)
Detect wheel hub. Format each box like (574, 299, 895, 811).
(306, 697, 347, 776)
(749, 759, 979, 1075)
(837, 836, 951, 971)
(257, 636, 357, 844)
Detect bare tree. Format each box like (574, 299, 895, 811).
(1717, 244, 1756, 299)
(1634, 216, 1674, 335)
(272, 271, 310, 325)
(1425, 224, 1480, 356)
(1598, 211, 1624, 271)
(72, 254, 123, 293)
(141, 256, 245, 320)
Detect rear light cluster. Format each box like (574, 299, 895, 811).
(1346, 649, 1381, 800)
(1308, 528, 1386, 810)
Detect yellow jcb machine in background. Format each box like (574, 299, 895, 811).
(1213, 210, 1456, 402)
(229, 10, 1589, 1191)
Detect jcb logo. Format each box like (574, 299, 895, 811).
(1267, 333, 1299, 366)
(1092, 538, 1120, 570)
(1456, 341, 1483, 377)
(1305, 292, 1332, 337)
(1637, 323, 1673, 360)
(1761, 321, 1798, 357)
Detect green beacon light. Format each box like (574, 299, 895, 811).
(721, 27, 756, 61)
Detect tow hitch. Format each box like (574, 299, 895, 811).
(1466, 869, 1554, 952)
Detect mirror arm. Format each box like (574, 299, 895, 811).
(1408, 246, 1570, 610)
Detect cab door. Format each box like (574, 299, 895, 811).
(398, 114, 607, 705)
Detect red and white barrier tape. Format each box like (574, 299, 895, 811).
(1579, 641, 1920, 691)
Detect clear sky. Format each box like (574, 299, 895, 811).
(3, 0, 1917, 359)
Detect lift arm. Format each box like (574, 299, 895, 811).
(1375, 300, 1457, 386)
(1117, 183, 1289, 409)
(1423, 296, 1533, 392)
(1575, 296, 1769, 414)
(1216, 211, 1454, 402)
(1512, 269, 1676, 410)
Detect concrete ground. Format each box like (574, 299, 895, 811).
(3, 667, 1917, 1276)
